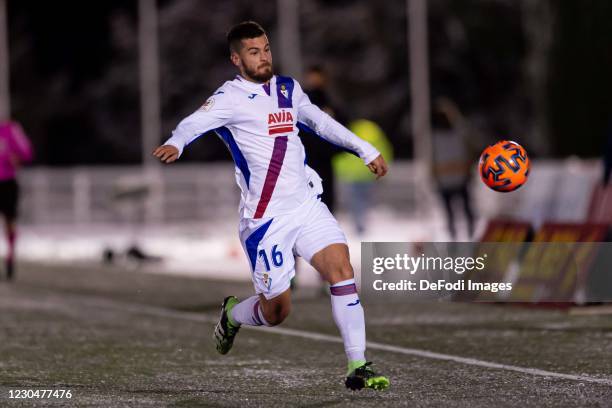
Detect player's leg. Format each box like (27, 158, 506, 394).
(229, 288, 291, 327)
(310, 243, 364, 359)
(348, 183, 367, 235)
(214, 278, 292, 357)
(440, 188, 456, 239)
(4, 217, 16, 280)
(3, 179, 18, 281)
(214, 290, 291, 355)
(214, 216, 296, 354)
(460, 183, 475, 238)
(295, 200, 389, 390)
(310, 244, 389, 390)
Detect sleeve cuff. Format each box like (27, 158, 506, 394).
(164, 139, 184, 158)
(362, 149, 380, 165)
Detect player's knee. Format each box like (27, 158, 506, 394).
(264, 306, 290, 326)
(338, 263, 354, 281)
(327, 262, 354, 285)
(261, 301, 291, 326)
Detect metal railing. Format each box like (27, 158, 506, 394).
(16, 159, 601, 227)
(16, 161, 421, 225)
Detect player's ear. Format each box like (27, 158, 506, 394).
(230, 51, 241, 68)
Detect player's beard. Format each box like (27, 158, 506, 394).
(244, 62, 273, 83)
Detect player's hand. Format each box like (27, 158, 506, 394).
(153, 145, 179, 163)
(367, 155, 388, 180)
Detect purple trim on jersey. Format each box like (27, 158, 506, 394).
(263, 83, 271, 96)
(330, 283, 357, 296)
(253, 300, 263, 325)
(254, 136, 288, 219)
(215, 127, 251, 188)
(276, 76, 294, 109)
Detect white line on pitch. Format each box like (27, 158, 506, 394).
(45, 293, 612, 387)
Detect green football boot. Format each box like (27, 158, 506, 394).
(345, 361, 390, 391)
(213, 296, 241, 354)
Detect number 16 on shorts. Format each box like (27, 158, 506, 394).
(258, 245, 283, 291)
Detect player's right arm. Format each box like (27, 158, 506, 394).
(295, 83, 388, 179)
(153, 89, 233, 163)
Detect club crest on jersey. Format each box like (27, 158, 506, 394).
(263, 273, 272, 291)
(275, 77, 294, 108)
(280, 84, 289, 99)
(268, 110, 294, 135)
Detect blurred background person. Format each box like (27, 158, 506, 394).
(299, 65, 345, 214)
(333, 119, 393, 235)
(430, 97, 475, 240)
(0, 120, 33, 280)
(293, 65, 344, 291)
(603, 118, 612, 186)
(586, 117, 612, 225)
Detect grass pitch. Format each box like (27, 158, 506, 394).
(1, 262, 612, 407)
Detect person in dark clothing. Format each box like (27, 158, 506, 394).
(431, 98, 475, 240)
(292, 66, 345, 291)
(0, 120, 33, 280)
(299, 65, 344, 213)
(603, 119, 612, 185)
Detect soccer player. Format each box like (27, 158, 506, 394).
(153, 21, 389, 391)
(0, 120, 33, 280)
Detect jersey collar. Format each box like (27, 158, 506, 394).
(235, 74, 274, 95)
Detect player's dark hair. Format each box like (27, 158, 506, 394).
(227, 21, 267, 52)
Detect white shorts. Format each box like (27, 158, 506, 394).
(239, 196, 347, 299)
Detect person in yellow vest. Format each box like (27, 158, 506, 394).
(333, 119, 393, 235)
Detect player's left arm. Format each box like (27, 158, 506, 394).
(295, 84, 388, 179)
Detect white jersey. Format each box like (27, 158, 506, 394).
(164, 74, 380, 219)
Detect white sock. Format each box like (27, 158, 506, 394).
(230, 295, 271, 327)
(330, 278, 366, 363)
